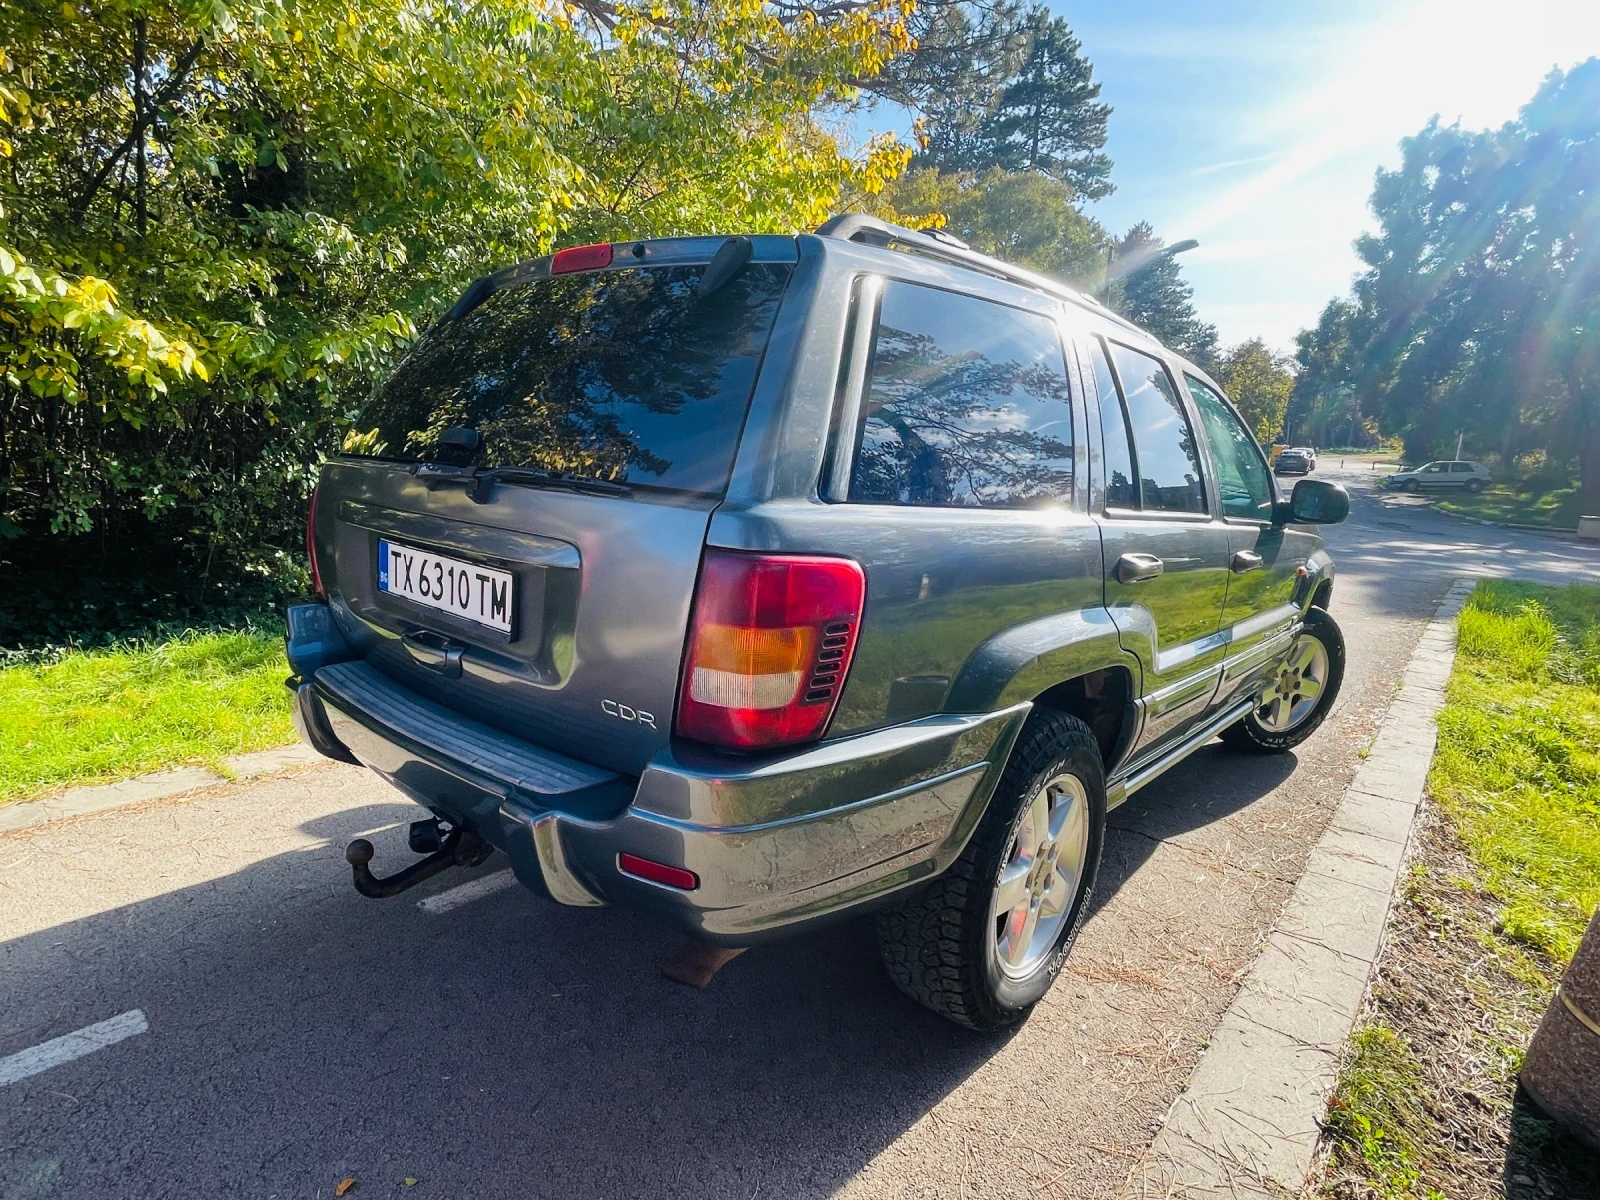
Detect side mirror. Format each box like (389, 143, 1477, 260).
(1282, 478, 1349, 525)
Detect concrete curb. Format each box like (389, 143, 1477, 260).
(0, 743, 325, 837)
(1121, 577, 1478, 1199)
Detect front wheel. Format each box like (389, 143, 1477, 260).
(1401, 479, 1420, 493)
(1221, 607, 1346, 753)
(876, 711, 1106, 1032)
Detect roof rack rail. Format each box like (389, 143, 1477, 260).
(812, 212, 1143, 335)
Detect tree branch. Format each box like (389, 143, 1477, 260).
(71, 36, 205, 221)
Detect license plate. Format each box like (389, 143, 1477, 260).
(378, 539, 514, 634)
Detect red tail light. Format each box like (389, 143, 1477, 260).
(676, 551, 866, 750)
(306, 483, 324, 599)
(550, 243, 614, 274)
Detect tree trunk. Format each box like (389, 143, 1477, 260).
(1572, 371, 1600, 512)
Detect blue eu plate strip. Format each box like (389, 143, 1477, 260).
(377, 539, 390, 591)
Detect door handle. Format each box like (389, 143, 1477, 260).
(1230, 550, 1264, 574)
(1115, 552, 1164, 584)
(402, 630, 465, 679)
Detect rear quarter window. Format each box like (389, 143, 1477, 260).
(346, 263, 793, 494)
(847, 281, 1075, 508)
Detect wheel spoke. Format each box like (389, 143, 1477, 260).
(1001, 904, 1031, 966)
(1297, 675, 1323, 703)
(1047, 790, 1074, 843)
(1274, 696, 1292, 728)
(995, 858, 1031, 914)
(1026, 791, 1051, 856)
(1294, 639, 1319, 673)
(1009, 904, 1040, 966)
(1038, 866, 1075, 918)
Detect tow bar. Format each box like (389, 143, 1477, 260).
(345, 821, 494, 899)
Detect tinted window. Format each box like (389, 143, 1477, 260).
(1107, 343, 1206, 514)
(848, 282, 1074, 508)
(1089, 340, 1137, 508)
(1186, 375, 1275, 522)
(347, 263, 793, 494)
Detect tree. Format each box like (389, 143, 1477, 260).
(879, 167, 1110, 281)
(1215, 339, 1296, 444)
(873, 2, 1111, 196)
(1292, 59, 1600, 502)
(1111, 223, 1218, 368)
(984, 13, 1112, 198)
(1288, 300, 1372, 447)
(0, 0, 914, 639)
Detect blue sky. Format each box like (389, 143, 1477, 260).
(856, 0, 1600, 352)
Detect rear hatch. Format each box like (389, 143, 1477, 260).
(315, 239, 798, 777)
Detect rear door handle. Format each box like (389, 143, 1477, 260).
(402, 630, 465, 679)
(1230, 550, 1264, 574)
(1115, 553, 1164, 584)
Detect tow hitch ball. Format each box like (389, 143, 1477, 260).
(345, 819, 493, 899)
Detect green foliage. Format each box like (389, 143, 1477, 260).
(878, 166, 1110, 279)
(879, 3, 1111, 199)
(0, 0, 914, 642)
(1110, 222, 1218, 368)
(0, 623, 294, 802)
(1293, 61, 1600, 504)
(1324, 1025, 1442, 1200)
(1214, 337, 1295, 443)
(1432, 580, 1600, 962)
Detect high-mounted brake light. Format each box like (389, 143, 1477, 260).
(306, 483, 324, 599)
(676, 551, 866, 750)
(550, 243, 614, 274)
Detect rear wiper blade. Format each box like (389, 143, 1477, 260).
(411, 463, 631, 501)
(475, 467, 632, 502)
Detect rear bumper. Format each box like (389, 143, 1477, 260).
(293, 661, 1029, 944)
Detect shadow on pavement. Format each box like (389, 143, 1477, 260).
(0, 747, 1307, 1199)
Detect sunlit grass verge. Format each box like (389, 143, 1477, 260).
(1321, 580, 1600, 1199)
(1434, 483, 1584, 530)
(1438, 581, 1600, 962)
(0, 625, 294, 805)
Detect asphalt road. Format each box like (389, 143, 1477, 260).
(2, 466, 1595, 1200)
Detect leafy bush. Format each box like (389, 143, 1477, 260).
(0, 0, 915, 646)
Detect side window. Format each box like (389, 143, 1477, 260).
(848, 282, 1075, 508)
(1186, 375, 1274, 521)
(1424, 463, 1445, 474)
(1089, 340, 1138, 508)
(1106, 343, 1207, 514)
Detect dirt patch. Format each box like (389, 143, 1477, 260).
(1318, 801, 1600, 1199)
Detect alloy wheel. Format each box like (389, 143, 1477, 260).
(990, 773, 1091, 979)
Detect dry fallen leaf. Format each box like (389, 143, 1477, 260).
(334, 1179, 356, 1198)
(404, 1180, 418, 1188)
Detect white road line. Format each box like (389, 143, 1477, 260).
(416, 869, 518, 914)
(0, 1010, 148, 1088)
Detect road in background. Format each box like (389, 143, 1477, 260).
(1, 465, 1594, 1200)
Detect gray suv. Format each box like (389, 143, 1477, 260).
(286, 216, 1349, 1030)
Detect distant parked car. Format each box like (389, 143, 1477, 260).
(1384, 460, 1492, 493)
(1292, 446, 1318, 470)
(1275, 448, 1313, 476)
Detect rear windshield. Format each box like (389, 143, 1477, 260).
(346, 263, 793, 494)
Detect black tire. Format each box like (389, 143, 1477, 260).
(1464, 478, 1485, 493)
(1221, 606, 1346, 753)
(1401, 479, 1420, 493)
(876, 710, 1106, 1032)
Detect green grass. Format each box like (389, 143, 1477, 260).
(1436, 581, 1600, 961)
(1434, 483, 1587, 530)
(0, 626, 295, 804)
(1323, 580, 1600, 1198)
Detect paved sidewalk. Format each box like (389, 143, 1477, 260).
(1125, 578, 1476, 1198)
